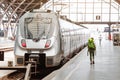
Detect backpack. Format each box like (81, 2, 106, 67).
(88, 39, 96, 50)
(88, 42, 95, 49)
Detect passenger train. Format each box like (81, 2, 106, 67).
(14, 10, 90, 68)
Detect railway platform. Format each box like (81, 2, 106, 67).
(0, 38, 15, 79)
(43, 38, 120, 80)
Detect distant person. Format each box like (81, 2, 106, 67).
(99, 35, 102, 45)
(87, 37, 96, 64)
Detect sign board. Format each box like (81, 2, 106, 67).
(96, 15, 100, 20)
(104, 27, 112, 32)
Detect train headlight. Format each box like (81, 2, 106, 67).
(45, 40, 51, 48)
(21, 39, 26, 47)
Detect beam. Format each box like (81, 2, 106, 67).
(2, 20, 16, 23)
(15, 0, 35, 23)
(0, 4, 16, 19)
(8, 0, 26, 24)
(75, 22, 120, 25)
(115, 0, 120, 4)
(0, 0, 5, 5)
(2, 0, 16, 18)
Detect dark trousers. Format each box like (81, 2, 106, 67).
(89, 49, 95, 62)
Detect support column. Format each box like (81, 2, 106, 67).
(108, 0, 111, 40)
(108, 24, 111, 40)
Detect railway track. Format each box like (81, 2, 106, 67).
(2, 71, 25, 80)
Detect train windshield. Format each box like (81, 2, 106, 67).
(24, 17, 52, 40)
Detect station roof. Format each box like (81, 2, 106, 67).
(0, 0, 120, 24)
(0, 0, 48, 23)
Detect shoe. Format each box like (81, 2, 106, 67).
(93, 61, 95, 64)
(90, 61, 92, 64)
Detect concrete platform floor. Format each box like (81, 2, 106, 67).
(43, 39, 120, 80)
(0, 37, 120, 80)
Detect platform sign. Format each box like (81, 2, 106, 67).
(104, 27, 112, 32)
(96, 15, 100, 20)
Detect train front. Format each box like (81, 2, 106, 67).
(14, 11, 61, 67)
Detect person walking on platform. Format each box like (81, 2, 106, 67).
(99, 35, 102, 46)
(87, 37, 96, 64)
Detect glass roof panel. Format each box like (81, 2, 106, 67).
(41, 0, 120, 22)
